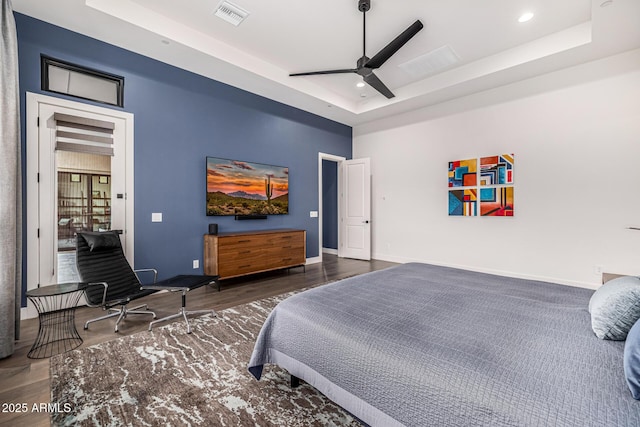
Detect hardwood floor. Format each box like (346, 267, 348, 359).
(0, 255, 397, 427)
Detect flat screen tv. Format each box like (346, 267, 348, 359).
(206, 156, 289, 216)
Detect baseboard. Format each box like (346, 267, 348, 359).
(305, 256, 322, 265)
(371, 252, 598, 290)
(21, 305, 37, 320)
(322, 248, 338, 255)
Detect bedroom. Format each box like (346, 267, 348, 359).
(1, 0, 640, 425)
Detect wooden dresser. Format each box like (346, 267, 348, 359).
(204, 229, 306, 280)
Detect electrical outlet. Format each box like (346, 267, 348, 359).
(193, 260, 199, 269)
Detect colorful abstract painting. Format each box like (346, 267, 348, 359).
(480, 154, 514, 186)
(480, 187, 514, 216)
(448, 158, 477, 187)
(449, 189, 477, 216)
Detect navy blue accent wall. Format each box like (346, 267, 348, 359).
(322, 160, 338, 250)
(16, 13, 352, 298)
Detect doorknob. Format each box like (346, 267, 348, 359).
(362, 220, 370, 224)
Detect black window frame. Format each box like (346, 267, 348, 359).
(41, 55, 125, 107)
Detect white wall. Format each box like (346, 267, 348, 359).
(354, 49, 640, 288)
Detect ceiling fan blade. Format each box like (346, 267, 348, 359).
(290, 69, 358, 77)
(365, 20, 423, 69)
(363, 72, 395, 99)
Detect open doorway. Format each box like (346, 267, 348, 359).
(318, 153, 372, 263)
(26, 93, 134, 315)
(322, 159, 339, 255)
(317, 153, 345, 263)
(57, 154, 112, 282)
(340, 157, 371, 260)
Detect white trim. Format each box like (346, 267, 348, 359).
(25, 93, 135, 316)
(371, 252, 599, 290)
(318, 152, 345, 263)
(26, 95, 40, 298)
(21, 303, 38, 320)
(322, 247, 338, 255)
(305, 256, 322, 265)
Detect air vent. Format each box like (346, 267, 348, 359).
(398, 45, 461, 78)
(214, 1, 249, 26)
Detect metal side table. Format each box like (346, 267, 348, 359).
(26, 282, 87, 359)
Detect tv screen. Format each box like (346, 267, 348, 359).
(206, 157, 289, 216)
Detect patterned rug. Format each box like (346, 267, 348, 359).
(50, 291, 361, 426)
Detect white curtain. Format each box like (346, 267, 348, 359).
(0, 0, 21, 359)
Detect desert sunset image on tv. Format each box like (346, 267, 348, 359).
(206, 157, 289, 216)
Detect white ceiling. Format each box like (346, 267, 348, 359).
(12, 0, 640, 126)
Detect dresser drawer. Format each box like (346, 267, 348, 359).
(266, 243, 304, 258)
(218, 255, 267, 278)
(268, 254, 306, 269)
(218, 246, 265, 263)
(218, 235, 268, 251)
(266, 231, 304, 247)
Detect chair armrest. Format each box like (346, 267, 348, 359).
(134, 268, 158, 284)
(84, 282, 108, 307)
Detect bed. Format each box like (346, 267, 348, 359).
(248, 263, 640, 426)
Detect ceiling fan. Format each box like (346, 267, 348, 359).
(289, 0, 423, 99)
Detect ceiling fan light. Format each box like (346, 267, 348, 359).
(356, 82, 366, 88)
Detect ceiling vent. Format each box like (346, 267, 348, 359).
(214, 1, 249, 26)
(398, 45, 461, 79)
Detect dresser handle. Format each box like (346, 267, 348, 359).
(239, 250, 251, 255)
(239, 265, 251, 268)
(238, 239, 251, 243)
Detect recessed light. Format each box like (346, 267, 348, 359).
(518, 12, 534, 23)
(356, 82, 365, 88)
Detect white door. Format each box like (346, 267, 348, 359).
(26, 93, 134, 294)
(340, 158, 371, 260)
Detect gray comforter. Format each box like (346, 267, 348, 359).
(248, 263, 640, 426)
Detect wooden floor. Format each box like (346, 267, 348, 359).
(0, 255, 397, 427)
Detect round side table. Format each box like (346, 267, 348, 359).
(26, 282, 87, 359)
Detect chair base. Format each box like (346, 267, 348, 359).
(148, 308, 217, 334)
(84, 303, 156, 333)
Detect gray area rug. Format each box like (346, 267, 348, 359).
(50, 291, 361, 426)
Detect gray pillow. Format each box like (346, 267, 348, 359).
(589, 276, 640, 340)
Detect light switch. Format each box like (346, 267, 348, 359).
(151, 212, 162, 222)
(310, 211, 318, 218)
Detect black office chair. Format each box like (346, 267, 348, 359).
(76, 231, 158, 332)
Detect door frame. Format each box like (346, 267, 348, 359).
(24, 92, 134, 318)
(317, 152, 346, 263)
